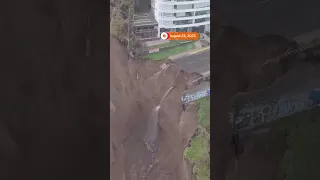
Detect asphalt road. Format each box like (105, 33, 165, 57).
(213, 0, 320, 38)
(173, 50, 210, 74)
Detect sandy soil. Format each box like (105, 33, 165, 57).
(110, 36, 199, 180)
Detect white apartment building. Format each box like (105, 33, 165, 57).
(151, 0, 210, 37)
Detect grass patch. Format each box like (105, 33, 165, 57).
(197, 97, 210, 133)
(143, 42, 195, 61)
(184, 97, 210, 180)
(275, 107, 320, 180)
(110, 0, 131, 36)
(150, 40, 190, 49)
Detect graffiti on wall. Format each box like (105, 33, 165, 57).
(182, 88, 210, 104)
(233, 90, 320, 131)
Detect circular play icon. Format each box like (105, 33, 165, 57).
(160, 32, 169, 40)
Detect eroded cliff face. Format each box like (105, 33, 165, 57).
(110, 36, 199, 180)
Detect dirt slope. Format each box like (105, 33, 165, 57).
(110, 36, 199, 180)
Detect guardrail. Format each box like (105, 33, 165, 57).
(181, 87, 210, 104)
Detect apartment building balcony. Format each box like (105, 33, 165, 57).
(135, 27, 158, 33)
(157, 0, 209, 5)
(195, 10, 209, 16)
(159, 0, 205, 2)
(173, 20, 193, 25)
(156, 13, 209, 21)
(195, 17, 209, 23)
(155, 6, 209, 13)
(158, 12, 192, 17)
(176, 11, 193, 17)
(176, 0, 196, 2)
(158, 21, 209, 29)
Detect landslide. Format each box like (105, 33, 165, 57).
(110, 35, 199, 180)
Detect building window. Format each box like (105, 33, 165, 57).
(195, 18, 209, 23)
(176, 27, 188, 32)
(186, 12, 193, 17)
(173, 20, 193, 25)
(194, 3, 210, 8)
(174, 12, 192, 18)
(195, 10, 209, 16)
(163, 12, 173, 17)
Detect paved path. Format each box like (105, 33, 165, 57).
(172, 50, 210, 74)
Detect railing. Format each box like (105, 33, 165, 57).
(159, 0, 204, 2)
(173, 20, 193, 25)
(176, 0, 197, 2)
(195, 18, 209, 23)
(195, 10, 209, 16)
(181, 88, 210, 104)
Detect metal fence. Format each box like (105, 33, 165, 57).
(181, 88, 210, 104)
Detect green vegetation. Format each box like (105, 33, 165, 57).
(197, 97, 210, 133)
(150, 40, 190, 49)
(184, 97, 210, 180)
(143, 42, 195, 61)
(110, 13, 126, 36)
(276, 107, 320, 180)
(110, 0, 131, 43)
